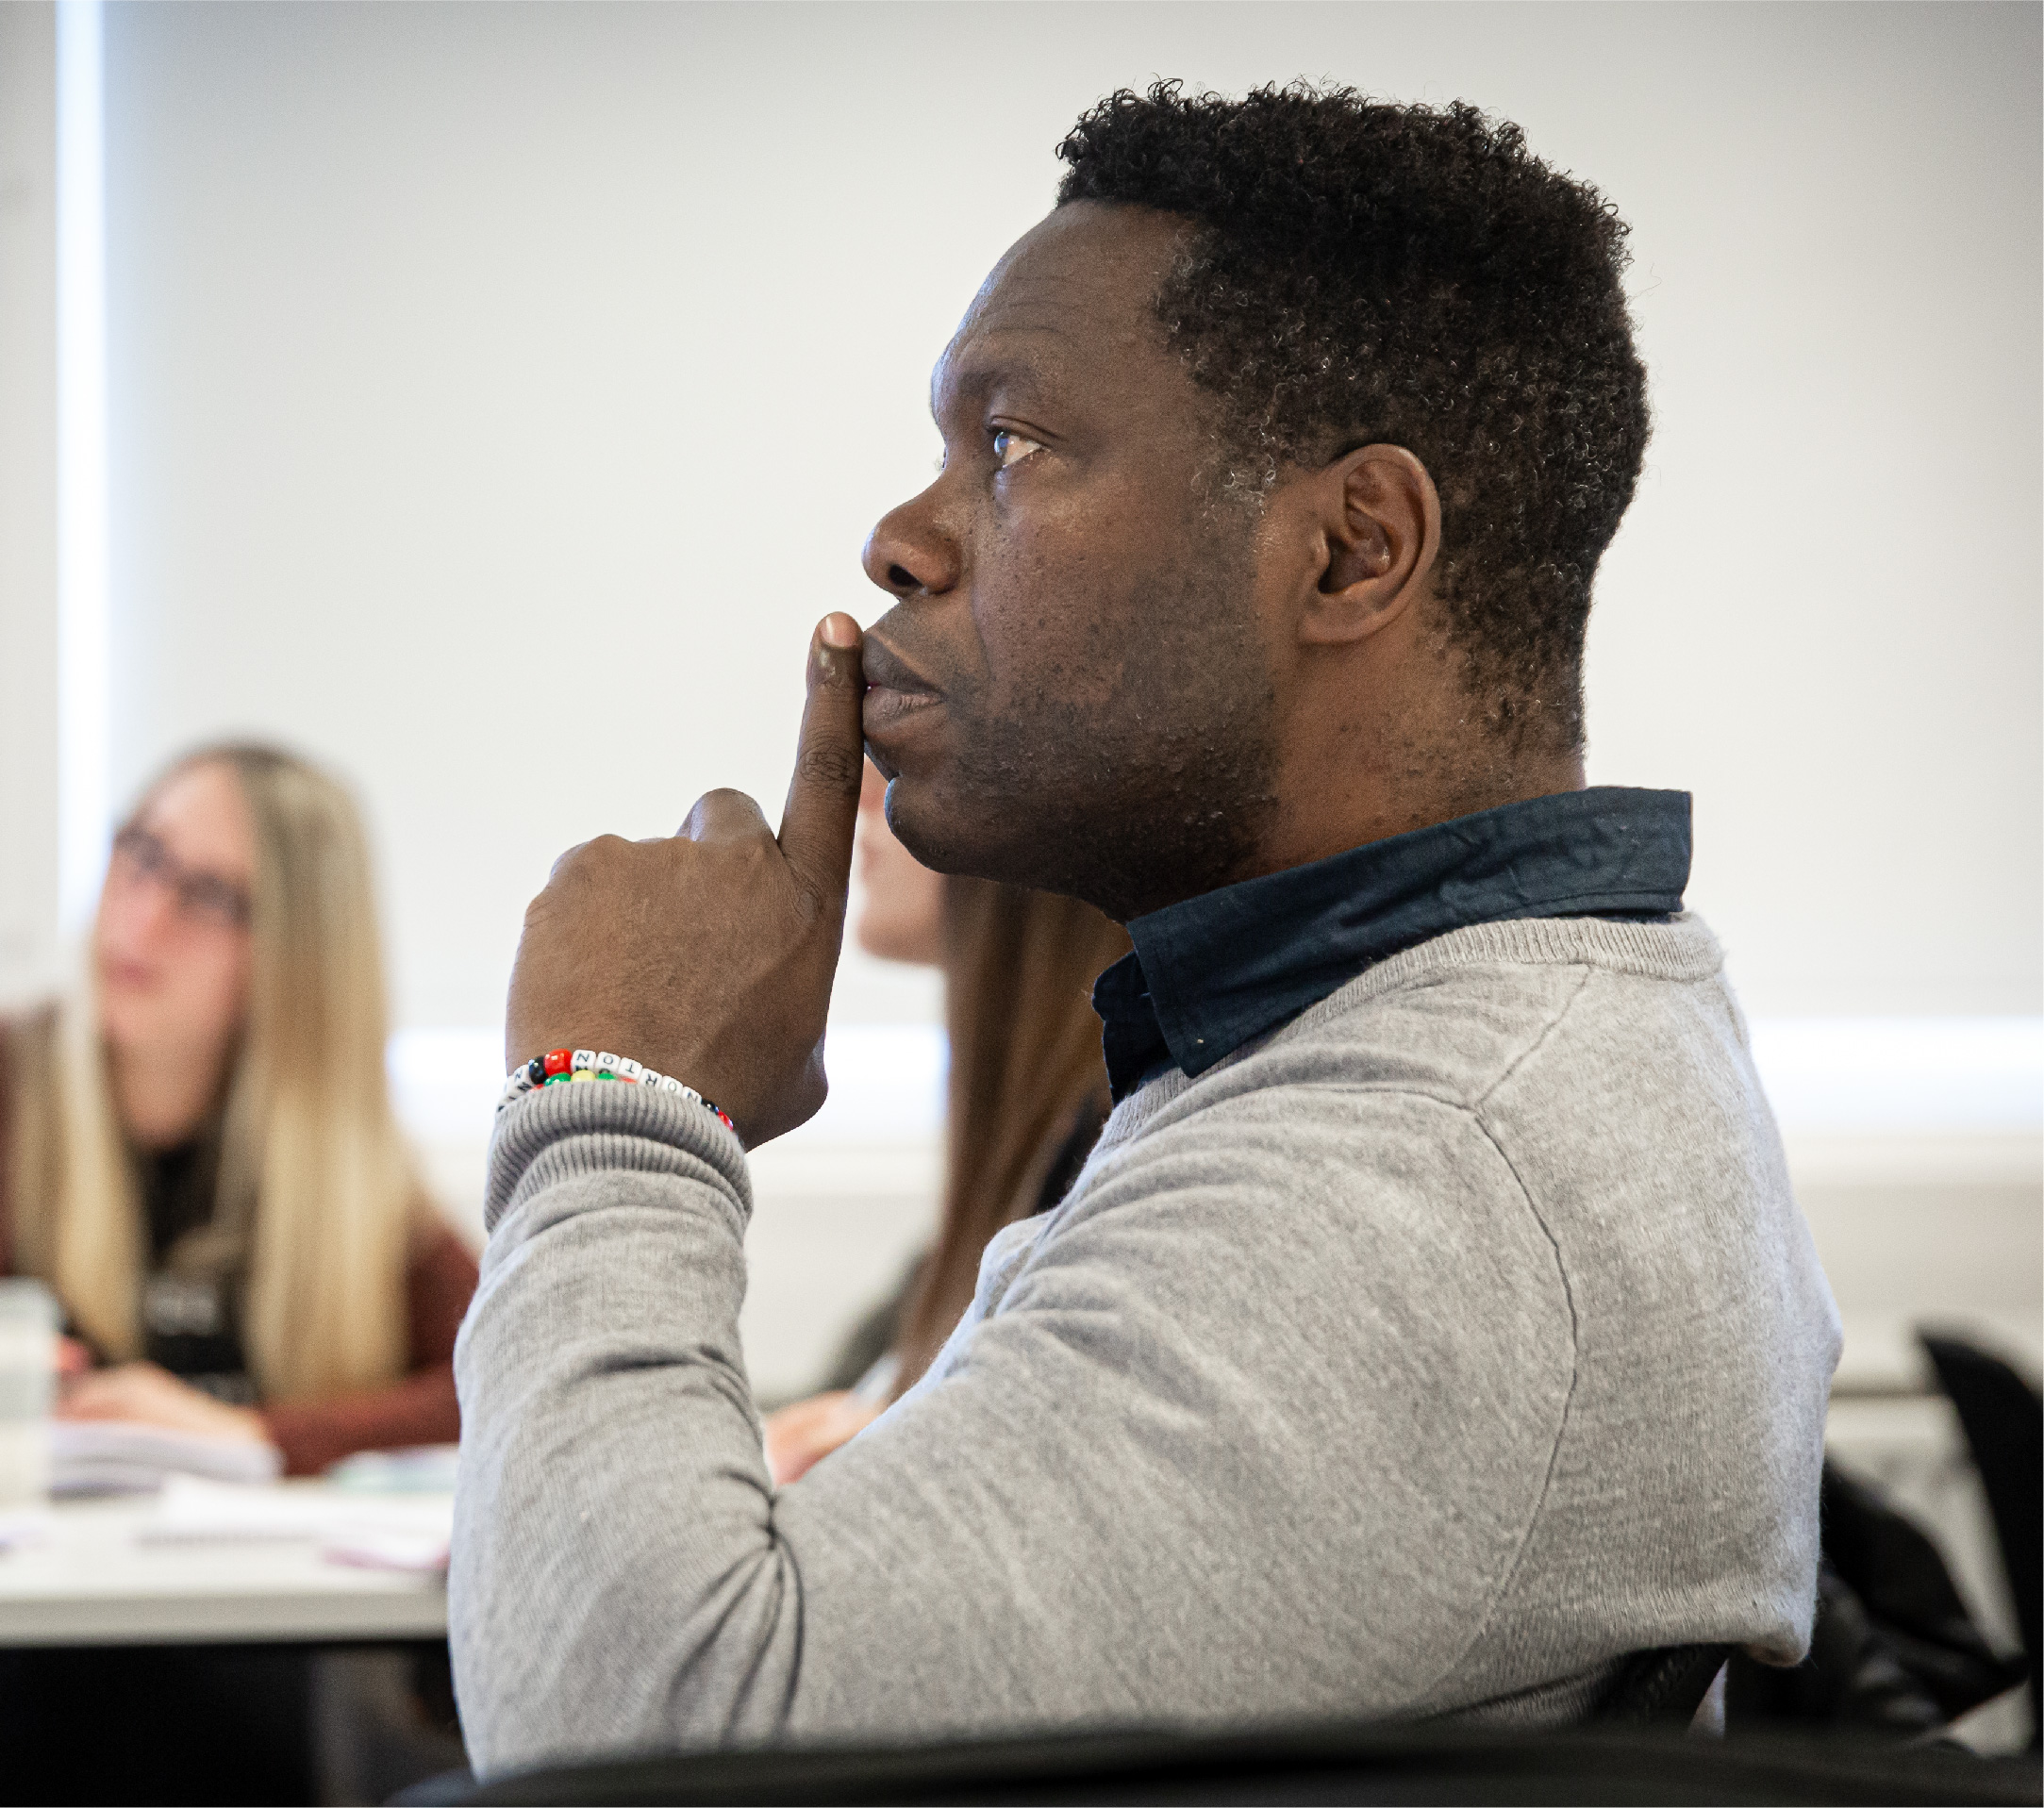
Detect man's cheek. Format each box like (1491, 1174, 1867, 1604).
(976, 584, 1137, 709)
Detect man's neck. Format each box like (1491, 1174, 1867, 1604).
(1258, 751, 1587, 881)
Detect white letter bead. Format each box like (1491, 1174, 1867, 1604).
(616, 1057, 643, 1082)
(572, 1050, 596, 1071)
(657, 1075, 684, 1094)
(594, 1051, 621, 1074)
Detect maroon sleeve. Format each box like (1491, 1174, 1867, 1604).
(260, 1222, 480, 1477)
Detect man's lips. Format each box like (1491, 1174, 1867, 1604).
(859, 635, 939, 699)
(860, 635, 945, 741)
(863, 685, 943, 738)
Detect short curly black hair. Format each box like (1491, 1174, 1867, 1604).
(1055, 82, 1648, 752)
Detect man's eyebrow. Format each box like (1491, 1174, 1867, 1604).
(929, 336, 1072, 422)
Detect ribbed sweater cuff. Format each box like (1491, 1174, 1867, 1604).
(483, 1080, 750, 1236)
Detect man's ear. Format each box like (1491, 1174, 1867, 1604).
(1300, 444, 1442, 646)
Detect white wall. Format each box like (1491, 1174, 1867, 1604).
(94, 0, 2040, 1033)
(0, 3, 59, 1008)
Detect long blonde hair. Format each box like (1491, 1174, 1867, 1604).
(8, 744, 417, 1401)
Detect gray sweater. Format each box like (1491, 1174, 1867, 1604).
(449, 915, 1839, 1775)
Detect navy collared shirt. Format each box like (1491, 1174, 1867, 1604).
(1092, 787, 1692, 1103)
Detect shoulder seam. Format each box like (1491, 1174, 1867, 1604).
(1050, 1066, 1585, 1709)
(1472, 963, 1594, 1111)
(1416, 1100, 1583, 1700)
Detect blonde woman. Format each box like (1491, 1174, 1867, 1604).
(0, 743, 475, 1474)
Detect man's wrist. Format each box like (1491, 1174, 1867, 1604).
(482, 1049, 750, 1236)
(499, 1047, 738, 1135)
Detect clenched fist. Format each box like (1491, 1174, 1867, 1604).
(505, 613, 866, 1147)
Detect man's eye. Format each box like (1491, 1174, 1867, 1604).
(991, 430, 1044, 470)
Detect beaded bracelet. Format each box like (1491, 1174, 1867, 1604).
(499, 1048, 736, 1134)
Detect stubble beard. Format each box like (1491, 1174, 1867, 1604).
(892, 522, 1281, 924)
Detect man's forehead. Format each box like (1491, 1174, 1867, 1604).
(932, 203, 1188, 407)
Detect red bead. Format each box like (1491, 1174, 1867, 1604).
(543, 1048, 573, 1077)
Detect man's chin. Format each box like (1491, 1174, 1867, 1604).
(877, 771, 961, 871)
(881, 771, 1017, 885)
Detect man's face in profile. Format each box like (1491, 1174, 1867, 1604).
(858, 202, 1281, 923)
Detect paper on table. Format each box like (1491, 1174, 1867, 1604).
(322, 1527, 453, 1572)
(325, 1444, 459, 1494)
(141, 1475, 453, 1572)
(51, 1421, 283, 1496)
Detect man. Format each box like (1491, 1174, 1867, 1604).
(451, 85, 1838, 1774)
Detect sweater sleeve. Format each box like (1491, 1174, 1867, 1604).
(448, 1076, 1575, 1777)
(261, 1222, 478, 1476)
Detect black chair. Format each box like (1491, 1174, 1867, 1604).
(1598, 1642, 1733, 1730)
(398, 1645, 1742, 1806)
(410, 1717, 2041, 1805)
(1919, 1331, 2042, 1747)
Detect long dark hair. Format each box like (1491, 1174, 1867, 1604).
(889, 880, 1130, 1395)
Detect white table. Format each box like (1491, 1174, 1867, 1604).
(0, 1486, 449, 1647)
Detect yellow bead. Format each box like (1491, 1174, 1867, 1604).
(570, 1070, 597, 1083)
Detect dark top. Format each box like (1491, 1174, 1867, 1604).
(137, 1126, 253, 1402)
(1093, 787, 1693, 1103)
(126, 1125, 480, 1468)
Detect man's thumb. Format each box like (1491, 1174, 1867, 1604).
(777, 613, 865, 901)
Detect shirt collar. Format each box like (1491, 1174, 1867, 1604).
(1092, 786, 1692, 1103)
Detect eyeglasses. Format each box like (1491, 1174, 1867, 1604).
(108, 826, 253, 931)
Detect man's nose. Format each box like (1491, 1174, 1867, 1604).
(861, 486, 959, 599)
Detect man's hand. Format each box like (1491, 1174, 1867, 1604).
(506, 614, 866, 1147)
